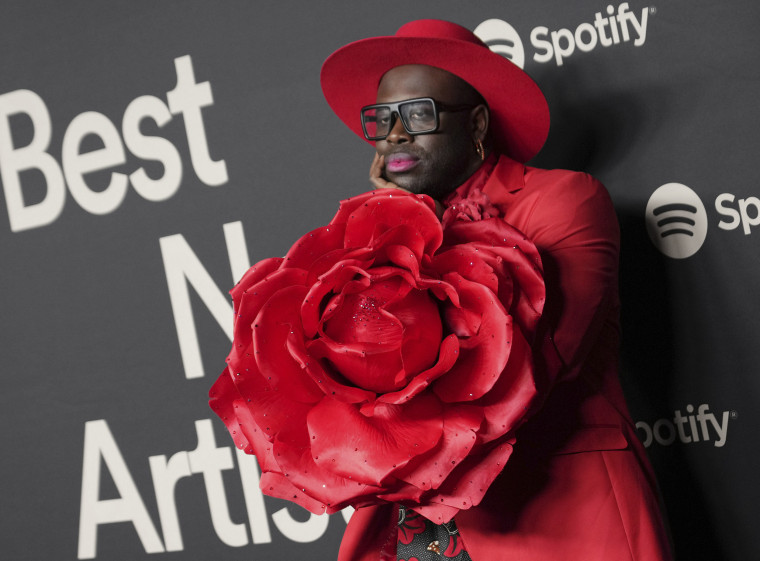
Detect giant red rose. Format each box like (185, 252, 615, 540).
(209, 190, 544, 523)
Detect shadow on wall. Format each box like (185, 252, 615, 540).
(525, 64, 728, 560)
(528, 63, 657, 174)
(617, 210, 726, 561)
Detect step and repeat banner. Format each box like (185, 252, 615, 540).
(1, 1, 757, 560)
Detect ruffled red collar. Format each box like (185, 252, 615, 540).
(441, 153, 500, 227)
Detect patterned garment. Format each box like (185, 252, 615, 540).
(396, 506, 472, 561)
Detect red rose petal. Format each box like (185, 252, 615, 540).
(314, 278, 442, 392)
(212, 190, 547, 524)
(433, 274, 511, 401)
(428, 247, 499, 295)
(444, 219, 544, 333)
(314, 278, 406, 392)
(443, 305, 482, 338)
(229, 268, 309, 368)
(364, 226, 427, 272)
(259, 471, 332, 514)
(332, 190, 437, 229)
(420, 440, 515, 513)
(230, 257, 282, 301)
(282, 223, 347, 270)
(377, 334, 459, 405)
(395, 405, 484, 491)
(209, 375, 252, 452)
(367, 265, 419, 292)
(304, 248, 374, 287)
(416, 275, 460, 306)
(468, 242, 544, 332)
(233, 398, 281, 472)
(389, 290, 442, 380)
(344, 192, 441, 255)
(287, 338, 376, 403)
(273, 428, 385, 508)
(409, 502, 460, 525)
(253, 285, 324, 402)
(245, 390, 312, 446)
(310, 337, 404, 393)
(301, 262, 372, 337)
(475, 331, 538, 443)
(443, 217, 540, 265)
(383, 242, 423, 278)
(328, 191, 380, 225)
(323, 291, 403, 347)
(375, 480, 426, 504)
(307, 396, 443, 486)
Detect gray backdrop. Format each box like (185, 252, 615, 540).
(1, 1, 757, 560)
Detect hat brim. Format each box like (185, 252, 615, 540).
(321, 35, 549, 163)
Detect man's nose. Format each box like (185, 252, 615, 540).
(385, 113, 412, 144)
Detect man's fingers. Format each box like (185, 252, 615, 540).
(369, 153, 396, 189)
(369, 153, 384, 181)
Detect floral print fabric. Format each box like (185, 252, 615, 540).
(397, 506, 472, 561)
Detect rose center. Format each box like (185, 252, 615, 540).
(321, 281, 442, 393)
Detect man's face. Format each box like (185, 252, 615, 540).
(374, 65, 484, 199)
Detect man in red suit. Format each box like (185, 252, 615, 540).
(321, 19, 673, 561)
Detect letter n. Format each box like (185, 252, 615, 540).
(159, 221, 250, 379)
(77, 420, 164, 559)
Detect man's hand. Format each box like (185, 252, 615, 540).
(369, 153, 406, 191)
(369, 153, 443, 218)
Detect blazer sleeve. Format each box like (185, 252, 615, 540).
(518, 169, 620, 392)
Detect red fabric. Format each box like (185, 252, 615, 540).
(210, 188, 548, 521)
(338, 155, 672, 561)
(320, 19, 549, 163)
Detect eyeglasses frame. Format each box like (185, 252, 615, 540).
(360, 97, 477, 141)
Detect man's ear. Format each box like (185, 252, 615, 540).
(471, 104, 490, 142)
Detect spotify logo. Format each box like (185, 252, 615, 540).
(474, 19, 526, 69)
(474, 4, 651, 69)
(645, 183, 708, 259)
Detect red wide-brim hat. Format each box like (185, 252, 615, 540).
(321, 19, 550, 163)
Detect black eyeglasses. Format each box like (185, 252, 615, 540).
(360, 97, 476, 141)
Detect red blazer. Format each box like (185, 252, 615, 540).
(339, 156, 672, 561)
